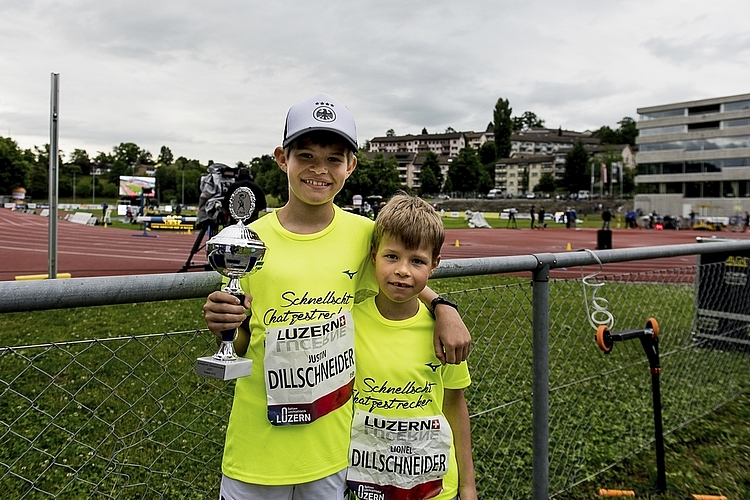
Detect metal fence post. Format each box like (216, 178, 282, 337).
(532, 254, 554, 499)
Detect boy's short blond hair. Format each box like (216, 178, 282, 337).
(372, 193, 444, 261)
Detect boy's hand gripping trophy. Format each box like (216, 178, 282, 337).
(196, 186, 266, 380)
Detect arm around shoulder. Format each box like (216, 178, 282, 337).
(420, 287, 471, 364)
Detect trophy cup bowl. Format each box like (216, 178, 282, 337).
(196, 187, 267, 380)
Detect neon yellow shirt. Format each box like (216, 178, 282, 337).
(350, 297, 471, 500)
(222, 206, 377, 485)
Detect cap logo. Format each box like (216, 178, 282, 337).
(312, 102, 336, 123)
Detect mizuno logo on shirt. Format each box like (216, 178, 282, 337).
(343, 270, 358, 279)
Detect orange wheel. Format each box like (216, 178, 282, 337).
(646, 317, 659, 338)
(596, 325, 612, 353)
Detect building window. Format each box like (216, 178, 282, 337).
(724, 118, 750, 128)
(639, 125, 686, 136)
(688, 121, 720, 131)
(663, 162, 683, 174)
(685, 182, 701, 197)
(703, 181, 720, 197)
(637, 163, 661, 175)
(640, 109, 685, 120)
(636, 183, 659, 194)
(665, 182, 683, 194)
(641, 135, 750, 152)
(688, 104, 720, 115)
(723, 181, 739, 198)
(685, 162, 702, 173)
(724, 100, 750, 112)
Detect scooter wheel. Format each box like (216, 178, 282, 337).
(596, 325, 613, 353)
(646, 317, 659, 338)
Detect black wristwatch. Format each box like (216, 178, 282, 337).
(429, 296, 459, 317)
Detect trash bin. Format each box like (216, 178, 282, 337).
(597, 229, 612, 250)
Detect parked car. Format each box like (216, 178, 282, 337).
(578, 190, 591, 200)
(486, 189, 502, 199)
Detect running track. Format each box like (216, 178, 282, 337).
(3, 209, 749, 282)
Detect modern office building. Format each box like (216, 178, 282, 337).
(635, 93, 750, 218)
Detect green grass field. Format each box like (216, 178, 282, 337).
(1, 275, 747, 499)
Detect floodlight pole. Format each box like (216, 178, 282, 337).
(48, 73, 60, 280)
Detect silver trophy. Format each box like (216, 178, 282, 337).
(196, 186, 267, 380)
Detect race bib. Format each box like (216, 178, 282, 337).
(347, 410, 452, 500)
(264, 311, 355, 425)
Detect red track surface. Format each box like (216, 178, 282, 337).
(3, 209, 749, 282)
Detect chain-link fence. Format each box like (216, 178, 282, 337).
(2, 243, 749, 499)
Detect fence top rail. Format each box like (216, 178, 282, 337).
(2, 239, 750, 313)
(434, 238, 750, 278)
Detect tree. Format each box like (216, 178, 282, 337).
(61, 164, 82, 198)
(447, 148, 481, 195)
(622, 165, 636, 195)
(418, 164, 439, 196)
(107, 159, 129, 184)
(476, 164, 494, 195)
(520, 166, 530, 193)
(618, 117, 637, 146)
(421, 127, 428, 135)
(445, 126, 456, 134)
(479, 141, 497, 166)
(421, 152, 443, 189)
(592, 117, 638, 146)
(113, 142, 153, 173)
(591, 125, 619, 144)
(69, 148, 91, 175)
(0, 136, 31, 190)
(563, 140, 590, 192)
(512, 111, 545, 132)
(158, 146, 174, 166)
(338, 152, 400, 205)
(386, 129, 396, 137)
(253, 154, 288, 203)
(493, 98, 513, 159)
(535, 172, 556, 193)
(93, 151, 113, 169)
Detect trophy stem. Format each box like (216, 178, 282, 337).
(214, 338, 238, 361)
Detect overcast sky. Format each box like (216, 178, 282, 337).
(2, 0, 749, 165)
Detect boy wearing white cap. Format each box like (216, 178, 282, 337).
(202, 94, 471, 500)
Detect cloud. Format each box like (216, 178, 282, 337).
(2, 0, 750, 163)
(643, 33, 750, 66)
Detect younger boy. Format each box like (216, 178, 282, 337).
(348, 194, 477, 500)
(202, 94, 471, 500)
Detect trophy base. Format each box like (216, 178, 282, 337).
(196, 356, 252, 380)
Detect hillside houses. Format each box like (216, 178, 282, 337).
(368, 127, 633, 195)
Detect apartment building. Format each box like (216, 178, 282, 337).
(369, 127, 632, 195)
(494, 155, 555, 196)
(635, 93, 750, 216)
(369, 132, 467, 157)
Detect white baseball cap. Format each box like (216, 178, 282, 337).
(283, 93, 358, 151)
